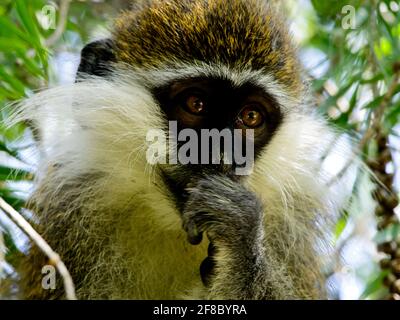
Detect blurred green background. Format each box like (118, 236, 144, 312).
(0, 0, 399, 299)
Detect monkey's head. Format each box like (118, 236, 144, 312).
(75, 0, 319, 209)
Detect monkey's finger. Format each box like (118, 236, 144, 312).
(184, 219, 203, 245)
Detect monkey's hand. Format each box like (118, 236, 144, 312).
(182, 175, 273, 299)
(183, 175, 264, 246)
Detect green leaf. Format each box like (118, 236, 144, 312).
(0, 16, 31, 43)
(0, 67, 26, 96)
(318, 78, 359, 113)
(14, 0, 41, 46)
(0, 122, 27, 142)
(334, 212, 349, 241)
(384, 98, 400, 129)
(15, 48, 46, 78)
(0, 37, 27, 51)
(0, 140, 18, 158)
(360, 270, 390, 299)
(11, 1, 49, 71)
(360, 74, 384, 84)
(349, 84, 359, 111)
(0, 187, 26, 210)
(0, 86, 21, 100)
(374, 37, 393, 58)
(362, 95, 384, 110)
(0, 166, 32, 181)
(2, 229, 20, 263)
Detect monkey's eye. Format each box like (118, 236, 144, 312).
(236, 104, 264, 128)
(182, 94, 207, 115)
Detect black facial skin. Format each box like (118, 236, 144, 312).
(152, 77, 282, 208)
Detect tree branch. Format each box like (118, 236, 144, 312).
(0, 197, 77, 300)
(45, 0, 71, 47)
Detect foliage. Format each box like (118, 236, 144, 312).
(300, 0, 400, 299)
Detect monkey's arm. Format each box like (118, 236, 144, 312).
(183, 176, 282, 300)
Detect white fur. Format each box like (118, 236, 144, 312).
(119, 61, 303, 113)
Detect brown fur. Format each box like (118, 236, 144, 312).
(113, 0, 303, 96)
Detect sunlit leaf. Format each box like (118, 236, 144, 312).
(0, 166, 33, 181)
(0, 68, 26, 96)
(360, 270, 389, 299)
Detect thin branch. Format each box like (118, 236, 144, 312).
(0, 197, 77, 300)
(45, 0, 71, 47)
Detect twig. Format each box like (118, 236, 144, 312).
(0, 197, 77, 300)
(45, 0, 71, 47)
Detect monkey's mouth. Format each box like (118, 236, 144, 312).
(160, 165, 243, 216)
(159, 164, 216, 212)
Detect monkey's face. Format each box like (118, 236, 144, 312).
(151, 76, 282, 208)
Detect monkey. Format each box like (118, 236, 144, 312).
(7, 0, 355, 299)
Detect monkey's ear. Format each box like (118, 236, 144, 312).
(77, 39, 116, 77)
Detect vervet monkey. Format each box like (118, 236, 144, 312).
(11, 0, 354, 299)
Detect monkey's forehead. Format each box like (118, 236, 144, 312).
(112, 0, 303, 97)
